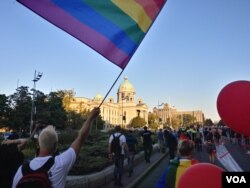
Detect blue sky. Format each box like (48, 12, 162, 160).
(0, 0, 249, 121)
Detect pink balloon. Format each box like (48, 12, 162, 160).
(217, 80, 250, 136)
(178, 163, 224, 188)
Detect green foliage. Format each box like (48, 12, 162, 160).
(46, 91, 67, 129)
(149, 122, 158, 130)
(22, 140, 38, 160)
(182, 114, 196, 127)
(204, 118, 214, 126)
(148, 113, 158, 130)
(0, 94, 11, 127)
(171, 116, 181, 130)
(69, 130, 111, 175)
(130, 116, 146, 128)
(58, 129, 78, 146)
(92, 115, 105, 130)
(62, 90, 75, 112)
(217, 119, 225, 126)
(0, 87, 70, 130)
(8, 86, 32, 130)
(66, 110, 87, 129)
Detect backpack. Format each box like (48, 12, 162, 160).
(111, 134, 122, 156)
(16, 157, 55, 188)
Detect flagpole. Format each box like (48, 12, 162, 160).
(98, 69, 124, 107)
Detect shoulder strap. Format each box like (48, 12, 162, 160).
(22, 157, 55, 175)
(113, 133, 122, 139)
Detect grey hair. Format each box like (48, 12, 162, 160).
(38, 125, 58, 152)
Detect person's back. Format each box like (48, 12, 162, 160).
(156, 140, 198, 188)
(157, 129, 165, 152)
(141, 127, 152, 146)
(126, 131, 138, 153)
(164, 129, 178, 159)
(108, 126, 128, 187)
(13, 126, 75, 188)
(125, 130, 138, 177)
(12, 108, 100, 188)
(157, 129, 164, 141)
(141, 126, 153, 163)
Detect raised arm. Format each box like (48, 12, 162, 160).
(1, 124, 40, 151)
(71, 107, 100, 156)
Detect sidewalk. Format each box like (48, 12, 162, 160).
(66, 148, 167, 188)
(103, 151, 167, 188)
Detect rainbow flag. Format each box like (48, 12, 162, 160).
(17, 0, 167, 69)
(157, 159, 199, 188)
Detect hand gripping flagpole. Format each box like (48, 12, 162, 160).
(98, 68, 124, 107)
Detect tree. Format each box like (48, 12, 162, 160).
(170, 116, 181, 130)
(204, 118, 214, 126)
(148, 113, 158, 130)
(46, 91, 67, 129)
(32, 90, 50, 124)
(1, 88, 106, 132)
(0, 94, 11, 127)
(8, 86, 32, 130)
(62, 90, 75, 112)
(130, 116, 146, 128)
(217, 119, 226, 127)
(182, 114, 196, 127)
(67, 110, 88, 129)
(93, 113, 105, 130)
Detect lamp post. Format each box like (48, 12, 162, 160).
(181, 112, 183, 126)
(108, 99, 111, 129)
(121, 96, 128, 128)
(30, 70, 43, 134)
(121, 97, 124, 128)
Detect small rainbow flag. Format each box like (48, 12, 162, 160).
(17, 0, 167, 69)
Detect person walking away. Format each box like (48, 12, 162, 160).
(194, 132, 202, 152)
(141, 126, 153, 163)
(205, 128, 216, 163)
(12, 108, 100, 188)
(108, 125, 128, 187)
(125, 130, 138, 177)
(157, 129, 165, 153)
(164, 128, 178, 160)
(156, 140, 199, 188)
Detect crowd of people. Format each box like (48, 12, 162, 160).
(1, 115, 250, 187)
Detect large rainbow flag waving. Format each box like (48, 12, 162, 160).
(17, 0, 167, 69)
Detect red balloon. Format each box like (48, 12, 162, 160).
(178, 163, 224, 188)
(217, 80, 250, 136)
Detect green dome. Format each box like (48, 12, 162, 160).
(94, 93, 103, 101)
(118, 77, 135, 93)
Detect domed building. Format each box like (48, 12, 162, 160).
(68, 77, 148, 129)
(117, 76, 136, 103)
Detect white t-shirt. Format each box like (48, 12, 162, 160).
(109, 133, 126, 155)
(12, 147, 76, 188)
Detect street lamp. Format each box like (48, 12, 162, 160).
(121, 96, 128, 128)
(30, 70, 43, 134)
(108, 99, 111, 129)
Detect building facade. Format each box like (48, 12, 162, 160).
(153, 103, 204, 126)
(68, 77, 148, 129)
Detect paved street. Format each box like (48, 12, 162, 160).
(136, 141, 250, 188)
